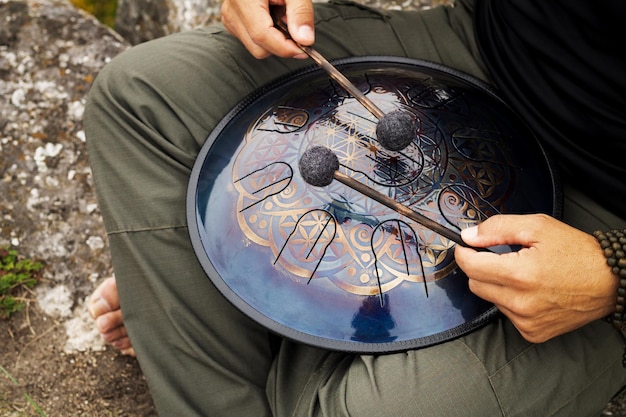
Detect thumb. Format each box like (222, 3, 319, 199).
(286, 0, 315, 45)
(461, 214, 537, 248)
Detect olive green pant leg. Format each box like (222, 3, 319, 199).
(272, 322, 625, 417)
(84, 29, 286, 416)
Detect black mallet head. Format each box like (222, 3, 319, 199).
(299, 146, 339, 187)
(375, 109, 416, 152)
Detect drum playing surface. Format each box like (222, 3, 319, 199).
(187, 57, 560, 353)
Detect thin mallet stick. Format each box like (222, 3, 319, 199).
(332, 170, 470, 247)
(273, 20, 385, 120)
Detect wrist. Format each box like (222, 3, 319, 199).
(593, 229, 626, 329)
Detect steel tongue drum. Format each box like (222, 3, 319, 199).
(187, 57, 561, 353)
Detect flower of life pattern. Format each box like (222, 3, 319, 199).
(232, 72, 510, 297)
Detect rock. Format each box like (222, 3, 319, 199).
(114, 0, 453, 45)
(115, 0, 221, 45)
(0, 0, 129, 332)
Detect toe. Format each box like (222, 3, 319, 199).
(111, 336, 133, 352)
(95, 309, 124, 334)
(88, 276, 136, 357)
(88, 277, 119, 318)
(120, 347, 136, 357)
(103, 325, 129, 344)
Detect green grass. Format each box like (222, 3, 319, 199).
(0, 248, 46, 415)
(0, 365, 48, 417)
(0, 247, 43, 320)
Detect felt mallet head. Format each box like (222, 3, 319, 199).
(299, 146, 340, 187)
(376, 109, 416, 152)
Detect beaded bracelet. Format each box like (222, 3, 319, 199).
(593, 229, 626, 368)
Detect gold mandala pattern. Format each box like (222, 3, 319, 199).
(232, 79, 511, 297)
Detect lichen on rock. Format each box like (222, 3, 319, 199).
(0, 0, 129, 349)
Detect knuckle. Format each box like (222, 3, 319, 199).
(532, 213, 553, 224)
(248, 46, 270, 59)
(507, 294, 535, 317)
(521, 331, 545, 344)
(523, 213, 552, 235)
(508, 300, 526, 316)
(511, 318, 546, 343)
(248, 30, 263, 44)
(249, 29, 270, 48)
(292, 3, 312, 17)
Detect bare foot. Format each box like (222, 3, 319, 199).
(88, 277, 135, 357)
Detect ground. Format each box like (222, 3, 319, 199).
(1, 303, 157, 416)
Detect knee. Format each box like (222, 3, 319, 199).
(84, 46, 140, 136)
(85, 40, 162, 124)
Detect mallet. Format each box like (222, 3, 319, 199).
(274, 20, 415, 152)
(299, 145, 475, 248)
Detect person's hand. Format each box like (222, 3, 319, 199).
(221, 0, 315, 59)
(455, 213, 617, 343)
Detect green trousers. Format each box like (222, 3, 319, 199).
(84, 1, 626, 415)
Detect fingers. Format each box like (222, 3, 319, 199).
(221, 0, 276, 58)
(455, 213, 553, 285)
(285, 0, 315, 45)
(222, 0, 314, 59)
(460, 213, 555, 248)
(468, 278, 562, 343)
(468, 277, 534, 317)
(455, 244, 530, 287)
